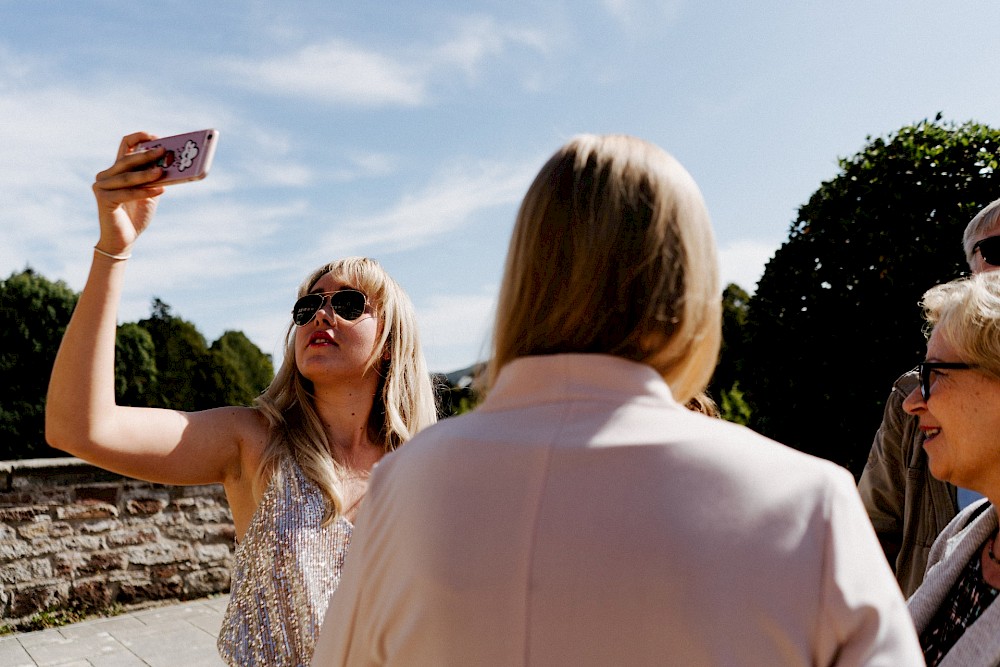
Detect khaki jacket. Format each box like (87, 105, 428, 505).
(858, 370, 957, 597)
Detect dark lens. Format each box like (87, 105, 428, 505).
(331, 290, 366, 320)
(919, 364, 930, 402)
(292, 294, 324, 326)
(978, 236, 1000, 265)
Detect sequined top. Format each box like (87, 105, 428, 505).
(217, 454, 352, 667)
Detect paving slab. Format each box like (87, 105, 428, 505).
(2, 595, 229, 666)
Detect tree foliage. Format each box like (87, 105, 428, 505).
(0, 269, 79, 458)
(707, 283, 753, 425)
(114, 322, 158, 406)
(0, 270, 274, 460)
(209, 331, 276, 407)
(742, 117, 1000, 475)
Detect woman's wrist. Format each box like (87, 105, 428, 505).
(93, 245, 132, 261)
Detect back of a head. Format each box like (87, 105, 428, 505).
(963, 197, 1000, 265)
(489, 134, 721, 403)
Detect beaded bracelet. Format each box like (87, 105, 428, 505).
(93, 246, 132, 260)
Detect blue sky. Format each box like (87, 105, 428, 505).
(4, 1, 1000, 373)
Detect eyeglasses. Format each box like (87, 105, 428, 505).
(917, 361, 979, 401)
(292, 289, 368, 326)
(973, 235, 1000, 266)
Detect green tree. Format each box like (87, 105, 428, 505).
(742, 116, 1000, 475)
(0, 271, 275, 460)
(136, 299, 214, 410)
(708, 283, 751, 425)
(209, 331, 274, 406)
(0, 269, 78, 459)
(136, 300, 274, 410)
(114, 322, 158, 406)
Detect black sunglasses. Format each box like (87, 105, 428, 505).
(973, 235, 1000, 266)
(916, 361, 978, 401)
(292, 289, 368, 326)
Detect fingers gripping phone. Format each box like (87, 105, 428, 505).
(135, 129, 219, 186)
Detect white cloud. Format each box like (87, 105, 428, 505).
(431, 15, 550, 78)
(600, 0, 684, 30)
(222, 41, 427, 107)
(717, 238, 778, 294)
(221, 17, 549, 106)
(318, 157, 539, 256)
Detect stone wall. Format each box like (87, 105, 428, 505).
(0, 457, 234, 627)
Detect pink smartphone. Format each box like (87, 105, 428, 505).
(135, 129, 219, 186)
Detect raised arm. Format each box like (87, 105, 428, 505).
(45, 133, 253, 488)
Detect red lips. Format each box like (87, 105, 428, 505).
(309, 331, 336, 346)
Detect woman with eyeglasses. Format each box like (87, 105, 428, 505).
(45, 132, 438, 666)
(902, 271, 1000, 666)
(310, 134, 921, 665)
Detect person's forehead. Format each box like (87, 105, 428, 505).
(927, 329, 956, 358)
(311, 271, 356, 291)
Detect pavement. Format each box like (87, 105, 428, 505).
(0, 595, 230, 667)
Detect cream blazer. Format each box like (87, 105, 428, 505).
(312, 354, 921, 666)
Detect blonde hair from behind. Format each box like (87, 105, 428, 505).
(256, 257, 438, 524)
(488, 134, 721, 404)
(921, 271, 1000, 381)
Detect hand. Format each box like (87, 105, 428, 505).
(92, 132, 167, 255)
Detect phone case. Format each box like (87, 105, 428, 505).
(135, 129, 219, 185)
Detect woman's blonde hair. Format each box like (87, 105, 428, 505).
(256, 257, 438, 523)
(921, 271, 1000, 380)
(487, 134, 721, 403)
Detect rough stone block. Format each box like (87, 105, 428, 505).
(0, 557, 53, 584)
(9, 580, 70, 618)
(126, 497, 168, 515)
(59, 534, 105, 552)
(126, 543, 193, 566)
(54, 552, 86, 577)
(17, 516, 54, 540)
(0, 541, 33, 562)
(118, 576, 183, 604)
(71, 577, 116, 610)
(56, 500, 119, 520)
(194, 544, 233, 564)
(203, 524, 237, 542)
(0, 506, 48, 522)
(184, 567, 231, 596)
(73, 484, 121, 506)
(162, 523, 207, 541)
(79, 552, 127, 576)
(78, 518, 119, 534)
(106, 527, 159, 547)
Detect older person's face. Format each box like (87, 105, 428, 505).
(902, 329, 1000, 494)
(969, 223, 1000, 275)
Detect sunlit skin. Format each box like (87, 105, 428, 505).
(45, 133, 388, 536)
(902, 331, 1000, 497)
(293, 271, 385, 481)
(294, 272, 380, 388)
(902, 328, 1000, 589)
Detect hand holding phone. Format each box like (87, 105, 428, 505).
(134, 129, 219, 186)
